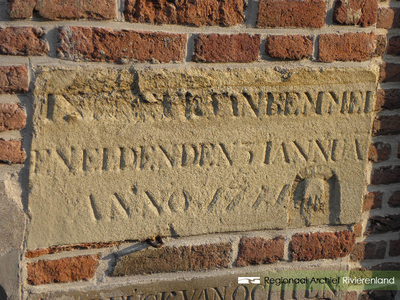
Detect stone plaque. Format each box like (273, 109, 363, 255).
(27, 66, 377, 248)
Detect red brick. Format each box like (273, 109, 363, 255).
(389, 238, 400, 256)
(377, 7, 400, 29)
(257, 0, 326, 28)
(387, 36, 400, 56)
(372, 115, 400, 136)
(0, 139, 25, 164)
(265, 35, 313, 60)
(0, 66, 28, 95)
(368, 143, 391, 163)
(345, 291, 358, 300)
(363, 192, 383, 211)
(350, 241, 387, 261)
(354, 223, 363, 237)
(193, 34, 260, 63)
(367, 214, 400, 234)
(374, 35, 387, 57)
(9, 0, 116, 20)
(290, 231, 355, 261)
(388, 191, 400, 208)
(236, 236, 284, 267)
(360, 290, 397, 300)
(124, 0, 245, 26)
(376, 89, 400, 111)
(318, 33, 377, 62)
(333, 0, 378, 27)
(0, 27, 48, 56)
(0, 103, 26, 132)
(57, 26, 186, 63)
(371, 166, 400, 185)
(112, 243, 231, 276)
(379, 63, 400, 83)
(27, 255, 100, 285)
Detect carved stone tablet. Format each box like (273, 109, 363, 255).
(27, 66, 377, 248)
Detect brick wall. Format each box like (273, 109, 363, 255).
(0, 0, 399, 299)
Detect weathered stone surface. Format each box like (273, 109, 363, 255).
(9, 0, 116, 20)
(58, 26, 186, 63)
(112, 242, 231, 276)
(193, 34, 260, 63)
(265, 35, 313, 60)
(0, 66, 29, 94)
(27, 66, 377, 248)
(0, 27, 48, 56)
(0, 139, 25, 164)
(333, 0, 378, 27)
(291, 231, 355, 261)
(0, 103, 26, 132)
(236, 236, 284, 266)
(257, 0, 326, 28)
(124, 0, 245, 26)
(27, 254, 100, 285)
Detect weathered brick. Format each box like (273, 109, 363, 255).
(57, 26, 186, 63)
(27, 255, 100, 285)
(290, 231, 355, 261)
(388, 191, 400, 207)
(363, 192, 383, 211)
(369, 262, 400, 270)
(354, 223, 363, 237)
(368, 143, 391, 163)
(0, 103, 26, 132)
(377, 7, 400, 29)
(9, 0, 116, 20)
(360, 290, 397, 300)
(345, 291, 358, 300)
(371, 166, 400, 185)
(350, 241, 387, 261)
(318, 33, 377, 62)
(265, 35, 313, 60)
(0, 139, 25, 164)
(367, 214, 400, 234)
(0, 27, 48, 56)
(374, 35, 387, 57)
(389, 238, 400, 256)
(379, 63, 400, 83)
(124, 0, 245, 26)
(112, 243, 231, 276)
(236, 236, 284, 267)
(372, 115, 400, 136)
(0, 66, 28, 95)
(376, 89, 400, 111)
(193, 34, 260, 63)
(387, 37, 400, 56)
(333, 0, 378, 27)
(257, 0, 326, 28)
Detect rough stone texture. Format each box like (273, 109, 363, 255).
(389, 238, 400, 256)
(0, 103, 26, 132)
(193, 34, 260, 63)
(58, 26, 186, 63)
(0, 139, 25, 164)
(350, 241, 387, 261)
(371, 166, 400, 185)
(363, 191, 382, 211)
(333, 0, 378, 27)
(376, 89, 400, 111)
(27, 66, 377, 248)
(236, 236, 284, 266)
(124, 0, 245, 26)
(0, 27, 48, 56)
(354, 223, 363, 237)
(290, 231, 355, 261)
(377, 8, 400, 29)
(388, 191, 400, 207)
(257, 0, 326, 28)
(265, 35, 313, 60)
(0, 66, 28, 95)
(379, 63, 400, 83)
(112, 243, 231, 276)
(369, 142, 391, 162)
(387, 36, 400, 56)
(318, 33, 377, 62)
(372, 115, 400, 136)
(366, 214, 400, 234)
(27, 254, 100, 285)
(9, 0, 116, 20)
